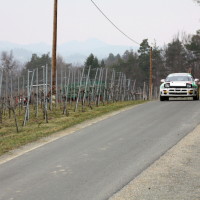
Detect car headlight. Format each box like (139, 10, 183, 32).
(164, 83, 170, 88)
(186, 84, 192, 88)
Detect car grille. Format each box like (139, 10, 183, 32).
(169, 86, 187, 88)
(169, 89, 187, 91)
(169, 92, 187, 95)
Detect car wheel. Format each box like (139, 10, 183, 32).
(160, 96, 167, 101)
(193, 95, 199, 100)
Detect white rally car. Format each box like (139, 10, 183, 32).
(160, 73, 199, 101)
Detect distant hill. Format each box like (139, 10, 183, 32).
(0, 39, 137, 65)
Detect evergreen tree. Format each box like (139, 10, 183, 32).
(165, 39, 188, 74)
(21, 53, 51, 85)
(100, 60, 105, 68)
(186, 30, 200, 57)
(105, 53, 116, 66)
(84, 53, 99, 78)
(185, 30, 200, 77)
(152, 44, 166, 85)
(138, 39, 150, 83)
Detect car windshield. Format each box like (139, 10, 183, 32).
(166, 76, 193, 82)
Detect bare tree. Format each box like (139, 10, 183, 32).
(1, 51, 18, 73)
(194, 0, 200, 5)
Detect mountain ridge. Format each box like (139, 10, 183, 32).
(0, 39, 137, 65)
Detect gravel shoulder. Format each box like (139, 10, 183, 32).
(109, 123, 200, 200)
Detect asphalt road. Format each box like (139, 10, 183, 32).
(1, 100, 200, 200)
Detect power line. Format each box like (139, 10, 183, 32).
(90, 0, 140, 46)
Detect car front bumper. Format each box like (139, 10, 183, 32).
(160, 88, 198, 97)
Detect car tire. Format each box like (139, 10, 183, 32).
(193, 95, 199, 101)
(160, 96, 168, 101)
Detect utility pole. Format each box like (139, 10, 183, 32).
(149, 46, 153, 100)
(52, 0, 58, 94)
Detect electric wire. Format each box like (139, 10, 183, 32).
(90, 0, 140, 46)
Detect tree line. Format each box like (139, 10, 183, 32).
(1, 30, 200, 89)
(84, 30, 200, 88)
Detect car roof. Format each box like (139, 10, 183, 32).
(167, 73, 192, 77)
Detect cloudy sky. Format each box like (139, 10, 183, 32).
(0, 0, 199, 47)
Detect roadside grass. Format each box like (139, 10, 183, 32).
(0, 100, 146, 156)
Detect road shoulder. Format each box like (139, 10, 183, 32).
(109, 123, 200, 200)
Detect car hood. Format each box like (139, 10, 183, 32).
(168, 81, 191, 87)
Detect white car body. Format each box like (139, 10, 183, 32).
(160, 73, 199, 101)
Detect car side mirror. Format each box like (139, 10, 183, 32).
(160, 79, 165, 83)
(194, 78, 199, 82)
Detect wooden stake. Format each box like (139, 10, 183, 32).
(149, 47, 153, 100)
(52, 0, 58, 94)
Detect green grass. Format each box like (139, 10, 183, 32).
(0, 100, 146, 156)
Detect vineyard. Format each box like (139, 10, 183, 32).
(0, 66, 159, 134)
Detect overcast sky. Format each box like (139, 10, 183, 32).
(0, 0, 199, 47)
